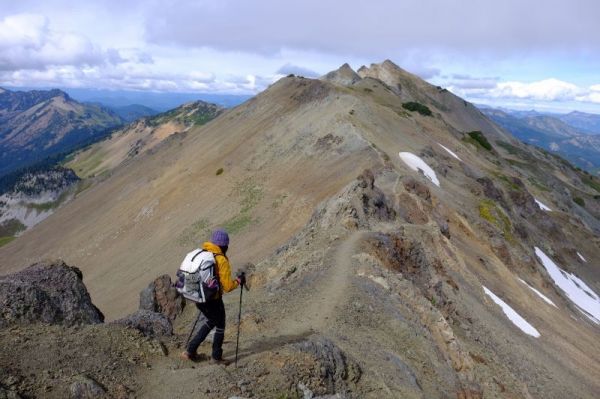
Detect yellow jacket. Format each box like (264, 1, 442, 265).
(202, 241, 239, 296)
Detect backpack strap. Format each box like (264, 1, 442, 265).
(191, 249, 205, 262)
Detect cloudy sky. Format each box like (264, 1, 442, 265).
(1, 0, 599, 112)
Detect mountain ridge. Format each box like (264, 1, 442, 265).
(1, 61, 599, 398)
(0, 87, 123, 178)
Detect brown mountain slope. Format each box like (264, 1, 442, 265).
(64, 100, 223, 178)
(0, 76, 382, 317)
(1, 61, 599, 398)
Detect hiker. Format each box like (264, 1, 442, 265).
(180, 229, 246, 364)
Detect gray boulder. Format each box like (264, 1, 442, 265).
(112, 310, 172, 337)
(0, 260, 104, 327)
(69, 375, 106, 399)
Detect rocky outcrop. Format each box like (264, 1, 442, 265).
(139, 274, 184, 320)
(112, 309, 172, 337)
(506, 177, 538, 218)
(293, 337, 361, 393)
(476, 177, 506, 206)
(309, 170, 396, 230)
(113, 274, 180, 337)
(0, 261, 104, 327)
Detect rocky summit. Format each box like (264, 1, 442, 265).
(0, 61, 599, 398)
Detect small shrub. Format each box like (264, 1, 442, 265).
(363, 87, 373, 93)
(349, 109, 355, 115)
(573, 197, 585, 207)
(402, 102, 432, 116)
(216, 168, 224, 176)
(466, 131, 493, 151)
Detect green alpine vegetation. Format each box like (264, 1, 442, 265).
(465, 131, 493, 151)
(402, 101, 432, 116)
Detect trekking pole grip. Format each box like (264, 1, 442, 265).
(238, 271, 249, 291)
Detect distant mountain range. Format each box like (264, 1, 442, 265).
(558, 111, 600, 135)
(102, 104, 159, 122)
(3, 87, 251, 111)
(0, 87, 123, 179)
(480, 107, 600, 174)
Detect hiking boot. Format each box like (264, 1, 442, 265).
(180, 351, 207, 362)
(180, 351, 196, 361)
(209, 357, 231, 366)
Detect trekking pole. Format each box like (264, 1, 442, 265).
(185, 311, 202, 347)
(235, 272, 248, 367)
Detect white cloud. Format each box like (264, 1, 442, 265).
(0, 63, 277, 94)
(491, 79, 583, 101)
(0, 13, 122, 71)
(577, 84, 600, 104)
(447, 77, 600, 109)
(0, 13, 46, 47)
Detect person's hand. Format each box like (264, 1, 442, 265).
(236, 272, 246, 287)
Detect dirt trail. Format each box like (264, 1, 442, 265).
(276, 230, 366, 336)
(134, 231, 367, 398)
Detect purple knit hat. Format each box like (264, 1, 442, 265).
(210, 229, 229, 247)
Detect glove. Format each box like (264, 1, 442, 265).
(236, 272, 246, 287)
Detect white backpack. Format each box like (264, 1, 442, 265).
(175, 249, 220, 303)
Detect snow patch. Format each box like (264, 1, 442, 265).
(483, 286, 540, 337)
(577, 252, 587, 263)
(534, 198, 551, 211)
(518, 278, 557, 308)
(534, 247, 600, 324)
(437, 143, 462, 161)
(398, 152, 440, 187)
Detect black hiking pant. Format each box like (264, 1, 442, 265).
(187, 298, 226, 360)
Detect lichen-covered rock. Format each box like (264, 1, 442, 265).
(112, 310, 172, 337)
(139, 274, 184, 320)
(0, 261, 104, 327)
